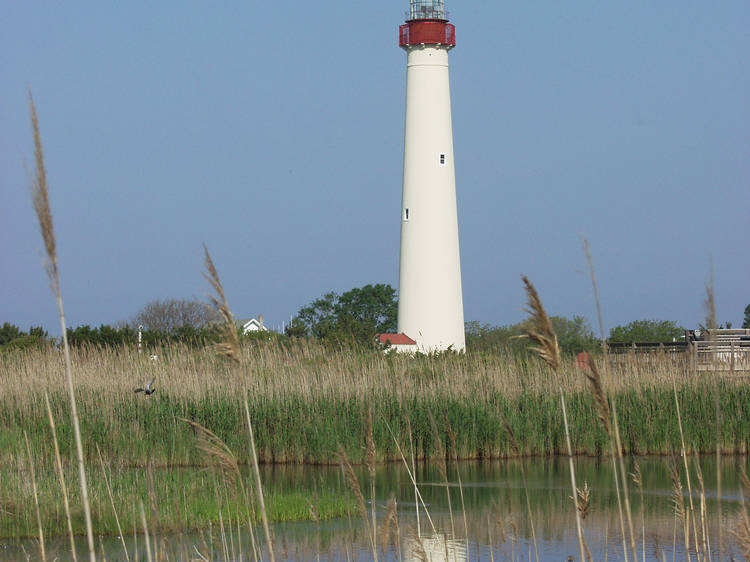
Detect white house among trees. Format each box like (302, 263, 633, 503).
(238, 316, 266, 334)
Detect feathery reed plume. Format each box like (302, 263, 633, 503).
(28, 90, 96, 562)
(24, 431, 45, 562)
(203, 243, 240, 362)
(44, 393, 77, 562)
(704, 261, 717, 332)
(181, 418, 241, 488)
(573, 482, 594, 562)
(583, 358, 610, 435)
(521, 275, 584, 562)
(520, 275, 561, 371)
(243, 397, 275, 562)
(576, 481, 591, 520)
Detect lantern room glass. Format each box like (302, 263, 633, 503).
(409, 0, 445, 20)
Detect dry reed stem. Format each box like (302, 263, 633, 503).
(497, 407, 539, 562)
(406, 414, 421, 536)
(673, 381, 701, 561)
(445, 414, 470, 554)
(583, 239, 631, 562)
(630, 461, 646, 562)
(28, 90, 96, 562)
(384, 419, 437, 535)
(560, 390, 587, 562)
(339, 445, 378, 560)
(23, 431, 45, 562)
(139, 501, 153, 562)
(521, 275, 584, 562)
(583, 239, 607, 354)
(243, 396, 275, 562)
(44, 392, 77, 562)
(612, 398, 639, 562)
(733, 476, 750, 561)
(715, 390, 723, 562)
(695, 463, 710, 562)
(669, 461, 688, 562)
(428, 411, 455, 543)
(203, 243, 240, 362)
(96, 446, 130, 562)
(365, 407, 378, 561)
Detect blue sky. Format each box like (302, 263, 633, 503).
(2, 1, 748, 336)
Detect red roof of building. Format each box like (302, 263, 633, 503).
(377, 333, 417, 345)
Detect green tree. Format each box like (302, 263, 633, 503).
(744, 304, 750, 329)
(466, 316, 599, 355)
(293, 284, 398, 345)
(549, 316, 600, 354)
(608, 319, 685, 343)
(0, 323, 22, 346)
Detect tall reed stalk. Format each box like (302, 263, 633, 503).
(44, 392, 77, 562)
(584, 239, 634, 562)
(23, 431, 45, 562)
(521, 275, 586, 562)
(28, 91, 96, 562)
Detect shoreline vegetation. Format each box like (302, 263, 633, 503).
(2, 341, 749, 541)
(2, 343, 748, 466)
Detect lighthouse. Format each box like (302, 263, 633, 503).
(396, 0, 465, 352)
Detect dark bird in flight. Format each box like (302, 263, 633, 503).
(135, 377, 156, 395)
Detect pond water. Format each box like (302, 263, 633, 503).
(5, 455, 747, 561)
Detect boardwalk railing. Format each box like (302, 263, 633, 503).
(606, 329, 750, 373)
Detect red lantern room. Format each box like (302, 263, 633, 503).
(399, 0, 456, 48)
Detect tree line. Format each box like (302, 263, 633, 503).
(3, 291, 748, 354)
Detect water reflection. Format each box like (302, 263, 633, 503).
(403, 533, 466, 562)
(5, 456, 748, 560)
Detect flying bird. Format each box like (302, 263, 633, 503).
(134, 377, 156, 395)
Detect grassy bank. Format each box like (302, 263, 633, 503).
(2, 340, 747, 540)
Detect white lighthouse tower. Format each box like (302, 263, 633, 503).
(396, 0, 465, 352)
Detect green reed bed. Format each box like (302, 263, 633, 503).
(3, 381, 750, 470)
(0, 460, 354, 539)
